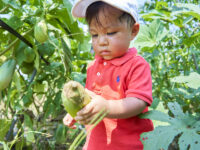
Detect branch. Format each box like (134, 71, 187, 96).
(28, 68, 37, 86)
(0, 20, 50, 64)
(0, 28, 33, 56)
(0, 19, 33, 48)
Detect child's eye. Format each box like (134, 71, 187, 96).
(91, 34, 98, 38)
(107, 32, 117, 36)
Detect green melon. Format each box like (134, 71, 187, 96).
(62, 81, 91, 118)
(0, 59, 16, 91)
(24, 47, 35, 63)
(34, 19, 48, 43)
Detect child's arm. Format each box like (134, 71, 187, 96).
(105, 97, 147, 118)
(75, 89, 147, 125)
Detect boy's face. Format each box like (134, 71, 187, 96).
(89, 5, 139, 60)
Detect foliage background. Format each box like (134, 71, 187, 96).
(0, 0, 199, 149)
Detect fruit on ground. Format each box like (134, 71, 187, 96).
(0, 59, 16, 91)
(34, 19, 48, 43)
(62, 81, 91, 118)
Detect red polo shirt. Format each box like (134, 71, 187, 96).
(83, 48, 153, 150)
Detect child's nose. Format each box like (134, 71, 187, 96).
(98, 35, 108, 46)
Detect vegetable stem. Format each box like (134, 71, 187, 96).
(69, 109, 107, 150)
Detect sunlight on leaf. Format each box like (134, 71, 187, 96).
(171, 72, 200, 89)
(140, 102, 200, 150)
(134, 19, 168, 51)
(0, 119, 11, 141)
(172, 3, 200, 20)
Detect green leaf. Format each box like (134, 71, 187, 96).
(22, 87, 33, 107)
(179, 130, 200, 150)
(2, 0, 21, 9)
(6, 16, 23, 30)
(15, 138, 24, 150)
(141, 126, 180, 150)
(141, 9, 172, 23)
(55, 124, 67, 144)
(140, 110, 174, 123)
(61, 38, 73, 73)
(15, 41, 27, 66)
(141, 102, 200, 150)
(0, 119, 11, 141)
(44, 102, 55, 119)
(24, 113, 35, 143)
(12, 72, 21, 94)
(71, 72, 86, 86)
(150, 97, 159, 109)
(78, 37, 92, 53)
(134, 19, 168, 51)
(172, 3, 200, 20)
(49, 7, 84, 42)
(0, 141, 9, 150)
(168, 101, 184, 118)
(62, 0, 72, 12)
(171, 72, 200, 89)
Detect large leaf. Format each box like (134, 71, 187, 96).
(0, 119, 11, 141)
(55, 124, 67, 144)
(141, 9, 172, 23)
(5, 16, 23, 30)
(140, 102, 200, 150)
(24, 113, 35, 143)
(134, 19, 168, 51)
(172, 3, 200, 20)
(0, 141, 9, 150)
(171, 72, 200, 89)
(2, 0, 21, 9)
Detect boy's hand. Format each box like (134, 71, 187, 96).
(75, 89, 108, 125)
(63, 113, 77, 129)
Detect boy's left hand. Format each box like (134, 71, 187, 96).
(75, 89, 108, 125)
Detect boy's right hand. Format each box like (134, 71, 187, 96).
(63, 113, 77, 129)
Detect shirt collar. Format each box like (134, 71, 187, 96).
(95, 48, 137, 66)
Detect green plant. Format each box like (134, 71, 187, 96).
(0, 0, 199, 149)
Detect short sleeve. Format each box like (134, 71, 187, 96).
(125, 56, 153, 105)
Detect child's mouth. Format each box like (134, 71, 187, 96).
(100, 50, 110, 55)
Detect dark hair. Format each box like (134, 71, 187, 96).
(86, 1, 135, 27)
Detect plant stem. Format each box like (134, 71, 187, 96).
(0, 5, 9, 14)
(0, 91, 2, 101)
(0, 38, 18, 56)
(192, 54, 199, 71)
(75, 112, 107, 149)
(69, 109, 107, 150)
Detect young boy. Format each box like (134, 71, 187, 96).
(63, 0, 154, 149)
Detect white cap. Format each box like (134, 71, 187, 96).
(72, 0, 139, 22)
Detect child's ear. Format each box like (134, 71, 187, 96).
(131, 23, 140, 40)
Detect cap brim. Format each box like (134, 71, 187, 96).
(72, 0, 98, 18)
(72, 0, 138, 22)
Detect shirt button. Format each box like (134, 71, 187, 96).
(103, 62, 107, 66)
(97, 72, 101, 76)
